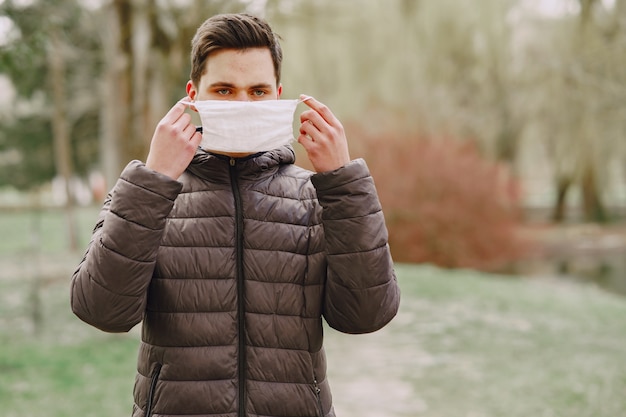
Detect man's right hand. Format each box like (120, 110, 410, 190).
(145, 99, 202, 180)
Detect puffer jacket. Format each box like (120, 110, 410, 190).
(71, 145, 400, 417)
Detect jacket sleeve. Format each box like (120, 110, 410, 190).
(310, 158, 400, 334)
(70, 160, 183, 333)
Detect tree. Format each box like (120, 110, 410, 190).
(522, 0, 625, 222)
(98, 0, 250, 188)
(0, 0, 101, 193)
(0, 0, 103, 250)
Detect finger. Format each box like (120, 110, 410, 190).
(302, 112, 336, 142)
(179, 96, 198, 113)
(297, 133, 317, 150)
(182, 122, 197, 140)
(173, 112, 193, 133)
(190, 130, 203, 147)
(162, 99, 190, 123)
(299, 94, 340, 126)
(300, 110, 328, 134)
(299, 118, 321, 138)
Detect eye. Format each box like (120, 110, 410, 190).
(217, 89, 230, 95)
(252, 90, 266, 97)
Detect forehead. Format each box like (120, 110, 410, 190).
(202, 48, 276, 86)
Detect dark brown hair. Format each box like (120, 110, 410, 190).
(190, 13, 283, 87)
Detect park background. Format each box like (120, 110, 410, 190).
(1, 0, 626, 416)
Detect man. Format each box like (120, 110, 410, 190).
(71, 13, 400, 417)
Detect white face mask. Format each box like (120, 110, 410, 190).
(182, 98, 307, 154)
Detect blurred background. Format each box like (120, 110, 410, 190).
(1, 0, 626, 416)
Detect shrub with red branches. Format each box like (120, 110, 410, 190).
(351, 129, 529, 271)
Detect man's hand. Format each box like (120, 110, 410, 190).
(297, 95, 351, 173)
(145, 99, 202, 180)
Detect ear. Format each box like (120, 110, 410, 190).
(276, 83, 282, 99)
(186, 80, 197, 100)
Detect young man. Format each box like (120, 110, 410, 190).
(71, 13, 400, 417)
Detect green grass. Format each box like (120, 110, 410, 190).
(0, 206, 100, 254)
(326, 265, 626, 417)
(1, 208, 626, 416)
(0, 336, 137, 417)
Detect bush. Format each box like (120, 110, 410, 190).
(350, 128, 529, 271)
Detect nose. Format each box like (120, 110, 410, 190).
(233, 91, 250, 101)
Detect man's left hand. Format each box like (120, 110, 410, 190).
(298, 95, 351, 173)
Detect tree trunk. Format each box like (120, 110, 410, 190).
(552, 176, 572, 222)
(576, 1, 608, 223)
(495, 115, 519, 164)
(100, 0, 177, 190)
(48, 26, 78, 251)
(581, 163, 608, 222)
(579, 0, 598, 30)
(100, 1, 128, 190)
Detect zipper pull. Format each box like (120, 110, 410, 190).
(313, 378, 324, 417)
(230, 157, 236, 167)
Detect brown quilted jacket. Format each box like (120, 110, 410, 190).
(71, 146, 400, 417)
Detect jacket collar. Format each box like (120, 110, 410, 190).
(186, 145, 296, 182)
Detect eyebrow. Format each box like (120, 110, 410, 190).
(208, 82, 274, 90)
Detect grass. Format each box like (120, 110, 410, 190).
(1, 207, 626, 416)
(0, 206, 99, 254)
(0, 336, 137, 417)
(327, 265, 626, 417)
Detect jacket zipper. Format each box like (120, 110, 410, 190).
(145, 363, 162, 417)
(229, 158, 247, 417)
(314, 377, 324, 417)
